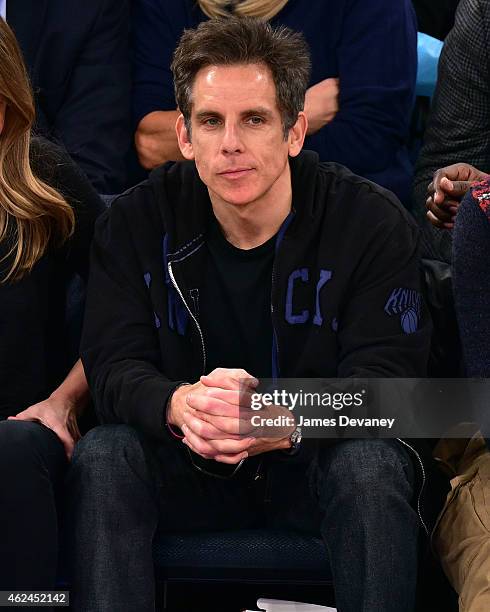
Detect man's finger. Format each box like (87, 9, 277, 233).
(183, 408, 256, 438)
(433, 179, 459, 204)
(432, 169, 448, 194)
(182, 410, 243, 439)
(213, 451, 249, 465)
(186, 392, 240, 418)
(432, 198, 461, 210)
(181, 426, 219, 456)
(426, 197, 454, 223)
(200, 368, 258, 390)
(206, 367, 255, 380)
(446, 180, 471, 198)
(426, 210, 446, 229)
(182, 424, 254, 455)
(203, 386, 255, 408)
(181, 438, 216, 460)
(433, 171, 465, 202)
(196, 411, 257, 436)
(183, 437, 247, 464)
(439, 177, 472, 198)
(186, 387, 255, 417)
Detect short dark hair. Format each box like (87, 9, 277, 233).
(171, 17, 311, 138)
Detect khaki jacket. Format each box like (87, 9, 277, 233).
(433, 431, 490, 611)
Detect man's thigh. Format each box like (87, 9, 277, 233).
(264, 439, 415, 534)
(105, 427, 267, 534)
(72, 424, 265, 535)
(264, 442, 324, 535)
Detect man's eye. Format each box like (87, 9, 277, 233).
(204, 117, 220, 127)
(247, 116, 264, 125)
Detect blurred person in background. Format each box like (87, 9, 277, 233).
(3, 0, 131, 195)
(430, 173, 490, 611)
(133, 0, 417, 206)
(414, 0, 490, 262)
(416, 158, 490, 610)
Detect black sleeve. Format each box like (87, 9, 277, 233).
(30, 137, 105, 282)
(338, 214, 432, 378)
(80, 198, 181, 441)
(50, 0, 131, 194)
(132, 0, 185, 126)
(453, 188, 490, 377)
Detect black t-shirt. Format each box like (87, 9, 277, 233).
(0, 137, 102, 418)
(200, 216, 274, 379)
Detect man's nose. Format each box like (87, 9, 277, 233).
(220, 123, 244, 154)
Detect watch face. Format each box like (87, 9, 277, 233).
(291, 426, 302, 446)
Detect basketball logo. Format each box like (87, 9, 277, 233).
(401, 307, 418, 334)
(384, 287, 421, 334)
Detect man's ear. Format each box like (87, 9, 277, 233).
(176, 113, 194, 160)
(287, 111, 307, 158)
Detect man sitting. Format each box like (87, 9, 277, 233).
(71, 17, 431, 612)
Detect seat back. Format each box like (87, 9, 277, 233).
(154, 529, 331, 585)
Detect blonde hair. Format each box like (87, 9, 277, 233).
(0, 18, 74, 283)
(198, 0, 288, 21)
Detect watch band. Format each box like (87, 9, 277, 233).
(288, 425, 302, 454)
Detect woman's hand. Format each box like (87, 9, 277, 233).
(9, 396, 81, 460)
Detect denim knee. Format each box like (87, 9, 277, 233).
(71, 424, 149, 484)
(317, 439, 414, 501)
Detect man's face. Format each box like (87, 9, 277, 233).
(176, 63, 306, 208)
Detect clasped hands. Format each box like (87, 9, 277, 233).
(426, 163, 489, 228)
(167, 368, 294, 465)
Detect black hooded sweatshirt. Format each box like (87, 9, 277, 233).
(81, 149, 441, 530)
(81, 149, 431, 435)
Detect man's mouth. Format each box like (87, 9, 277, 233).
(218, 167, 254, 179)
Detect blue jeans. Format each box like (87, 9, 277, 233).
(67, 426, 418, 612)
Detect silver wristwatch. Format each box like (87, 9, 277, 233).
(289, 425, 302, 454)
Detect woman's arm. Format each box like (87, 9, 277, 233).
(9, 359, 89, 459)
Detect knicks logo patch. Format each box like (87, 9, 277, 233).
(384, 288, 421, 334)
